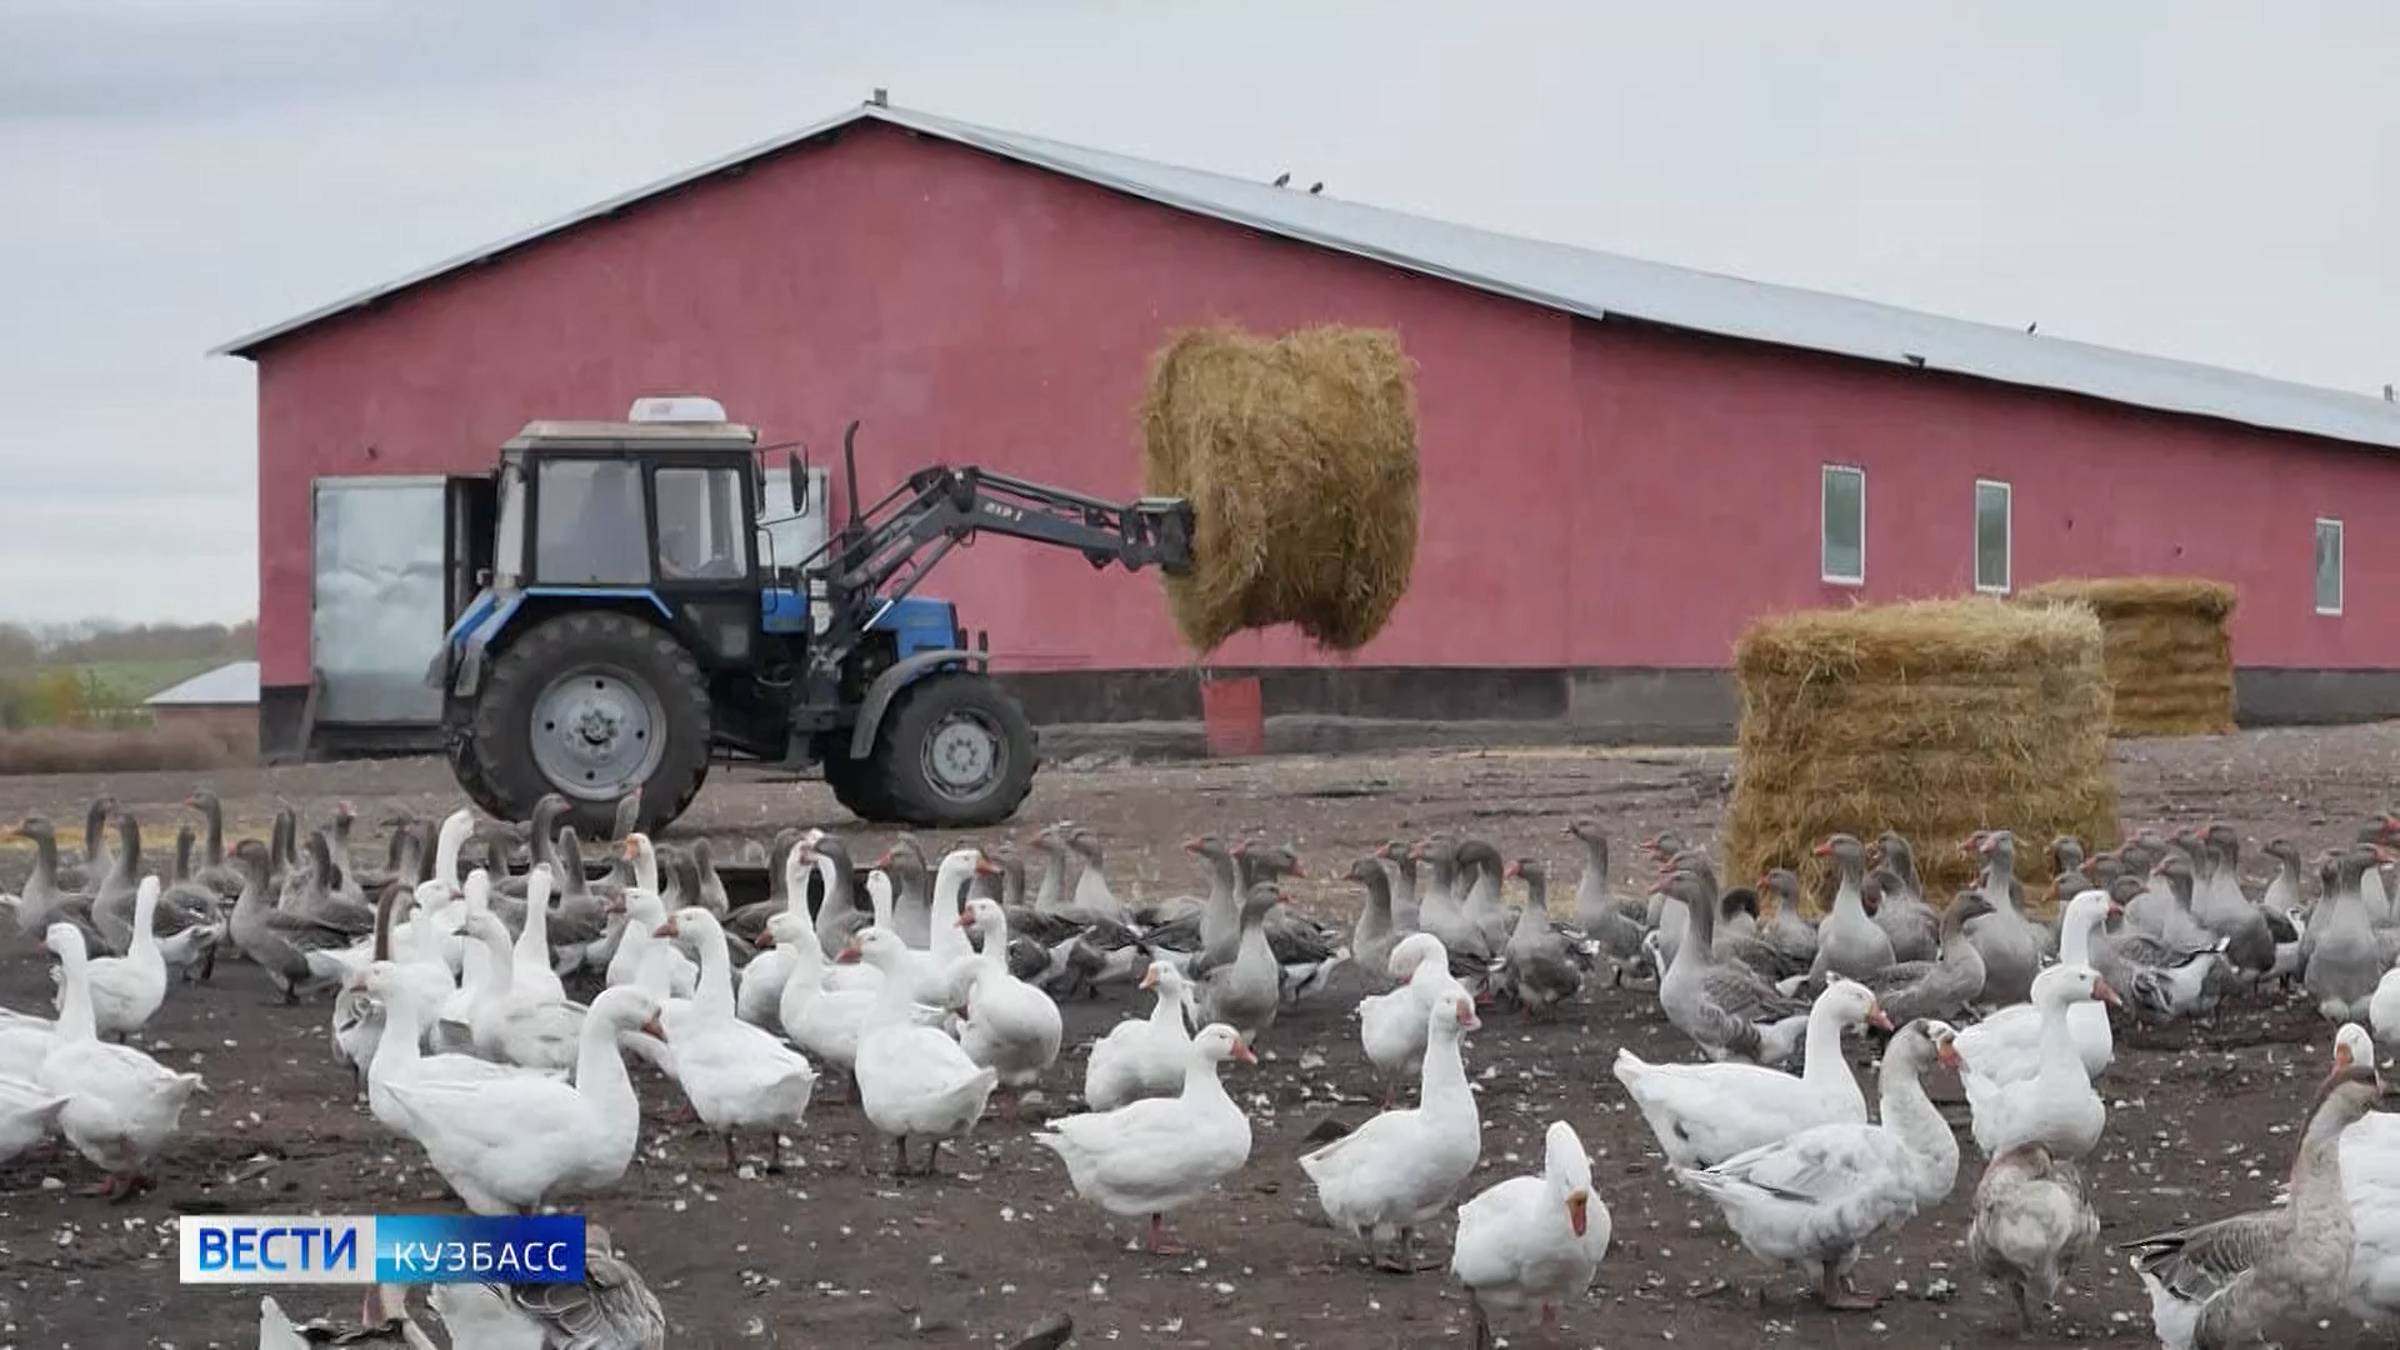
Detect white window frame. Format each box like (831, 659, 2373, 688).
(1820, 464, 1866, 586)
(1974, 479, 2013, 595)
(2316, 517, 2345, 616)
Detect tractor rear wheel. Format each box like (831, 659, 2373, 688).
(465, 611, 714, 836)
(869, 671, 1036, 828)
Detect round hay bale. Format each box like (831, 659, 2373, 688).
(2017, 577, 2236, 737)
(1723, 597, 2119, 909)
(1138, 325, 1420, 652)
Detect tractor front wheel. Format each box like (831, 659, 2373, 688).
(465, 611, 714, 836)
(821, 747, 898, 822)
(868, 671, 1036, 828)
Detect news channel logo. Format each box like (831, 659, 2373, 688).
(179, 1214, 585, 1285)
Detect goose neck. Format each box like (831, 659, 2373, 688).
(53, 943, 98, 1043)
(1800, 1001, 1854, 1087)
(373, 986, 424, 1081)
(1180, 1056, 1234, 1109)
(573, 1010, 640, 1121)
(1419, 1023, 1473, 1115)
(129, 886, 160, 959)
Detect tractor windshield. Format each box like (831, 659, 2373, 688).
(536, 458, 650, 584)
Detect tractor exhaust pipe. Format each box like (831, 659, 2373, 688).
(842, 420, 864, 531)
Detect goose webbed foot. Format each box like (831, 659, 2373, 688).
(1468, 1293, 1495, 1350)
(1818, 1267, 1880, 1311)
(1144, 1214, 1186, 1255)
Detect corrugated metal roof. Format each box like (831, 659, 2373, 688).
(214, 102, 2400, 452)
(145, 660, 260, 707)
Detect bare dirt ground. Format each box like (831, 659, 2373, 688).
(6, 724, 2400, 1348)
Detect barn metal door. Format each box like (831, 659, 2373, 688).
(312, 476, 447, 725)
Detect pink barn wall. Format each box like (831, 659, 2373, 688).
(1569, 321, 2393, 669)
(250, 121, 2395, 698)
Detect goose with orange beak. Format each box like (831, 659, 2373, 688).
(1301, 994, 1483, 1273)
(1450, 1120, 1611, 1347)
(1677, 1018, 1961, 1312)
(1960, 965, 2119, 1161)
(955, 894, 1064, 1116)
(1034, 1022, 1255, 1255)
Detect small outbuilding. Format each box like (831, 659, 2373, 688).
(145, 661, 260, 739)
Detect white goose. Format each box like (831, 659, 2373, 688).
(510, 864, 566, 1005)
(1449, 1120, 1612, 1350)
(1961, 964, 2117, 1159)
(765, 911, 880, 1084)
(1677, 1019, 1961, 1311)
(2329, 1023, 2400, 1324)
(1953, 889, 2117, 1083)
(842, 927, 999, 1175)
(1083, 960, 1199, 1112)
(735, 842, 822, 1028)
(604, 835, 700, 994)
(435, 869, 500, 1044)
(462, 910, 586, 1073)
(956, 897, 1064, 1106)
(654, 906, 816, 1171)
(356, 961, 557, 1141)
(2370, 957, 2400, 1056)
(1358, 933, 1470, 1105)
(0, 1003, 52, 1080)
(382, 985, 664, 1214)
(1615, 978, 1888, 1170)
(1301, 993, 1482, 1273)
(0, 1074, 70, 1165)
(1034, 1022, 1255, 1254)
(76, 876, 168, 1040)
(860, 868, 966, 1013)
(606, 882, 697, 1000)
(37, 923, 203, 1199)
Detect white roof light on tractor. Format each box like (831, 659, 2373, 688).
(628, 396, 729, 423)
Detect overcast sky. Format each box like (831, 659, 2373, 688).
(3, 0, 2394, 625)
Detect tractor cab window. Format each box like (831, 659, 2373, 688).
(535, 458, 650, 585)
(655, 466, 749, 582)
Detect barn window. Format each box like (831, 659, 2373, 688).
(1821, 465, 1865, 585)
(2317, 518, 2344, 615)
(1974, 480, 2012, 594)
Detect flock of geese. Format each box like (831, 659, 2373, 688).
(3, 792, 2400, 1348)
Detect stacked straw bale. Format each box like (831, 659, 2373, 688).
(1723, 597, 2119, 908)
(2017, 577, 2236, 737)
(1139, 325, 1419, 652)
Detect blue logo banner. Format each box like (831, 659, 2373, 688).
(377, 1215, 586, 1284)
(180, 1215, 585, 1285)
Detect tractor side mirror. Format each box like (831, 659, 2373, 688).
(787, 452, 810, 515)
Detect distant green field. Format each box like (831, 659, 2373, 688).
(0, 658, 224, 719)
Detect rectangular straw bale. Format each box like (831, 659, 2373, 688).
(2018, 577, 2235, 737)
(1724, 597, 2119, 906)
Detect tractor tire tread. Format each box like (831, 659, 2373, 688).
(463, 611, 713, 836)
(869, 671, 1037, 828)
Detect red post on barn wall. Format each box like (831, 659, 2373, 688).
(1199, 671, 1265, 757)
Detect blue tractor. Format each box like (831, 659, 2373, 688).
(430, 398, 1193, 837)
